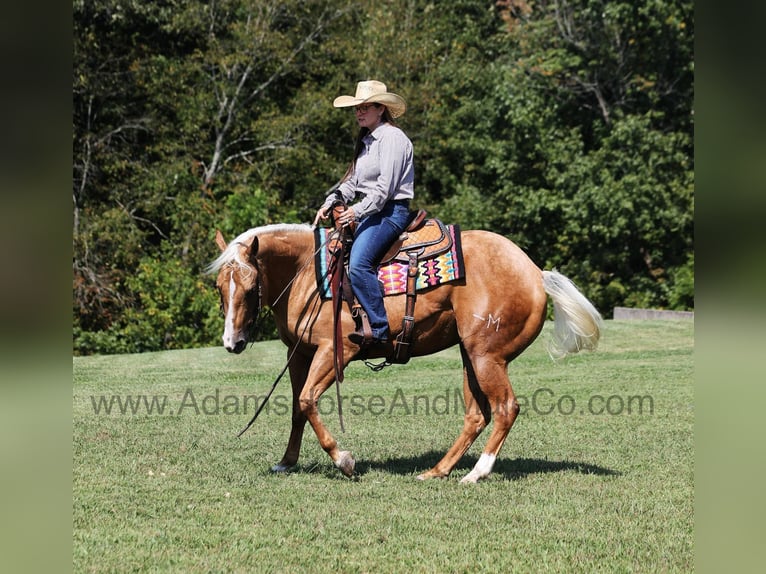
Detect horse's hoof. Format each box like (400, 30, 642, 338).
(416, 468, 448, 481)
(335, 451, 355, 477)
(459, 471, 481, 484)
(271, 463, 293, 473)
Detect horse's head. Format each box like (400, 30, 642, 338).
(210, 229, 262, 354)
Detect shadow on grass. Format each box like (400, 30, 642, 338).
(356, 451, 620, 481)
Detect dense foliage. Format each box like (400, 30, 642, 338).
(73, 0, 693, 355)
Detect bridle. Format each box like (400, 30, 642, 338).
(244, 258, 265, 346)
(220, 259, 265, 347)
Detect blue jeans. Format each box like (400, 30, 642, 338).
(349, 201, 411, 339)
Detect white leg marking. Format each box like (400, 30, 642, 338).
(460, 453, 496, 484)
(223, 270, 238, 348)
(335, 450, 355, 477)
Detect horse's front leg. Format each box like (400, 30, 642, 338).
(272, 350, 311, 473)
(299, 345, 355, 477)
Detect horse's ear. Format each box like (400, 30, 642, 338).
(215, 229, 227, 252)
(247, 236, 259, 261)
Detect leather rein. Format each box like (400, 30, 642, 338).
(236, 228, 340, 438)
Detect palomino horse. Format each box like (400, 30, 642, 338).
(208, 223, 602, 482)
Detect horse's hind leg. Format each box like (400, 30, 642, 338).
(417, 344, 520, 482)
(416, 344, 492, 480)
(459, 353, 520, 484)
(272, 351, 311, 472)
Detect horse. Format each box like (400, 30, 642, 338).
(207, 223, 602, 483)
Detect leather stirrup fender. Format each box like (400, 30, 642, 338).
(392, 250, 420, 364)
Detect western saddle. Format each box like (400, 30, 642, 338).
(327, 203, 455, 373)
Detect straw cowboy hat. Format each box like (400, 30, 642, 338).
(333, 80, 407, 118)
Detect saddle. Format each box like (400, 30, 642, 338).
(380, 211, 454, 265)
(327, 206, 454, 375)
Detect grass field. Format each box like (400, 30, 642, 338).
(73, 320, 693, 573)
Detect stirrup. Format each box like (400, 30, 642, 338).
(348, 331, 388, 347)
(350, 304, 375, 344)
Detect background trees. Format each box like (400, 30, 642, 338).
(73, 0, 693, 355)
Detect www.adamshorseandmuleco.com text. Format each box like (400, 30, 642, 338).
(87, 387, 654, 418)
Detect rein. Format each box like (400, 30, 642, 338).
(236, 297, 319, 438)
(236, 229, 341, 438)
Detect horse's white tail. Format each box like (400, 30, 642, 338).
(542, 270, 603, 359)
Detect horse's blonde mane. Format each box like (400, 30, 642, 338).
(205, 223, 312, 274)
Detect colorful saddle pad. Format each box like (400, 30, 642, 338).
(314, 222, 465, 300)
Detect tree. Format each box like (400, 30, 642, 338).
(434, 0, 693, 313)
(73, 0, 358, 353)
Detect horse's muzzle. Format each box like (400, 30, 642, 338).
(225, 339, 247, 354)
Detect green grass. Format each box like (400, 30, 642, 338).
(73, 320, 693, 573)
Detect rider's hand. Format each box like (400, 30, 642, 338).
(313, 207, 329, 227)
(336, 208, 355, 227)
